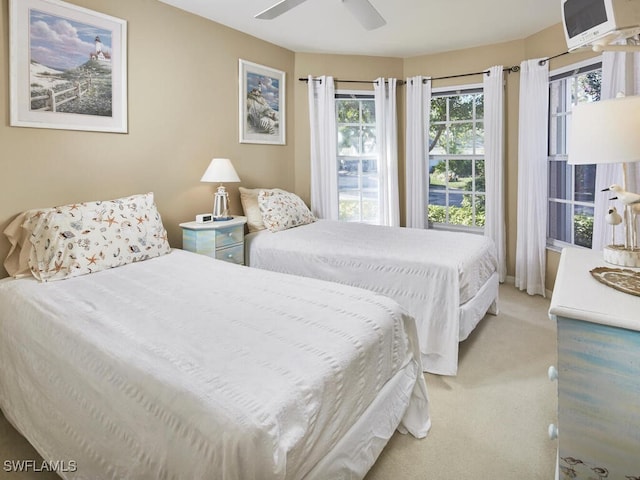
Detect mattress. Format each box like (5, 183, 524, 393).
(0, 249, 430, 480)
(246, 220, 499, 376)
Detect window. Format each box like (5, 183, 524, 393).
(548, 62, 601, 249)
(336, 92, 378, 223)
(428, 87, 485, 230)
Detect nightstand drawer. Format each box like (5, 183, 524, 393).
(215, 244, 244, 264)
(215, 225, 244, 249)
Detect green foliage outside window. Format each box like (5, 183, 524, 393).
(574, 213, 594, 248)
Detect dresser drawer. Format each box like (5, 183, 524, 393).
(215, 244, 244, 265)
(215, 225, 244, 249)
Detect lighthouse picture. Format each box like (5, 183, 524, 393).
(10, 0, 127, 132)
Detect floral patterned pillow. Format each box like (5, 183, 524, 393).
(26, 192, 171, 282)
(257, 190, 316, 232)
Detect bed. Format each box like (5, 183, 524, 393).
(0, 193, 430, 480)
(241, 187, 500, 376)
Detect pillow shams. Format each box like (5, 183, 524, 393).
(257, 190, 316, 232)
(239, 187, 287, 233)
(27, 192, 170, 282)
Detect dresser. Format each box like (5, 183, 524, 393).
(179, 216, 247, 265)
(549, 248, 640, 480)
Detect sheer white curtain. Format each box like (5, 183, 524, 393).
(592, 50, 640, 250)
(374, 78, 400, 226)
(515, 59, 549, 296)
(405, 76, 431, 228)
(308, 75, 338, 220)
(483, 65, 507, 282)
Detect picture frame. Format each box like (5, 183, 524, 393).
(238, 59, 285, 145)
(9, 0, 128, 133)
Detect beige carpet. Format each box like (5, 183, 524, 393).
(0, 284, 557, 480)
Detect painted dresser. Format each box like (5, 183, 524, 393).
(549, 248, 640, 480)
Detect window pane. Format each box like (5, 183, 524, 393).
(549, 159, 571, 200)
(574, 205, 593, 248)
(548, 201, 571, 243)
(575, 164, 596, 203)
(449, 123, 474, 154)
(448, 193, 469, 225)
(337, 100, 360, 123)
(475, 160, 485, 193)
(339, 197, 361, 222)
(474, 94, 484, 120)
(576, 71, 602, 104)
(430, 97, 447, 122)
(338, 126, 360, 155)
(450, 95, 475, 121)
(475, 194, 486, 227)
(362, 126, 377, 154)
(474, 122, 485, 154)
(338, 157, 361, 222)
(549, 113, 566, 156)
(449, 159, 472, 190)
(429, 158, 447, 188)
(429, 124, 448, 154)
(361, 100, 375, 123)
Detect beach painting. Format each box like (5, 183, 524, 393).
(10, 0, 127, 132)
(239, 59, 285, 145)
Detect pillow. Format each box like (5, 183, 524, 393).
(239, 187, 266, 233)
(239, 187, 287, 233)
(26, 192, 171, 282)
(3, 208, 52, 278)
(257, 190, 316, 232)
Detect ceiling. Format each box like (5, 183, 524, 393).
(158, 0, 562, 58)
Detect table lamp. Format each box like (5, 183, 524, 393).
(200, 158, 241, 221)
(569, 94, 640, 266)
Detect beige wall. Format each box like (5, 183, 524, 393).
(0, 1, 600, 288)
(0, 0, 295, 277)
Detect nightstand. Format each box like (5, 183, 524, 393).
(179, 216, 247, 265)
(549, 248, 640, 480)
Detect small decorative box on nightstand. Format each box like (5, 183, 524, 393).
(179, 216, 247, 265)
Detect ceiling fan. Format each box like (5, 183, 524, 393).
(255, 0, 387, 31)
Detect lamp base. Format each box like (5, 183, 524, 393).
(212, 216, 233, 222)
(603, 245, 640, 267)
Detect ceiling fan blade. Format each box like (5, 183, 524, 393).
(255, 0, 310, 20)
(342, 0, 386, 30)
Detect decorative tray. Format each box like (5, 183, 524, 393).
(590, 267, 640, 297)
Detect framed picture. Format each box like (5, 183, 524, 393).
(239, 59, 285, 145)
(9, 0, 127, 133)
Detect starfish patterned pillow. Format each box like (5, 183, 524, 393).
(26, 192, 170, 282)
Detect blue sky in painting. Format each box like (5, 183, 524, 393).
(29, 9, 112, 71)
(247, 72, 280, 111)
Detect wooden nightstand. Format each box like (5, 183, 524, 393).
(179, 216, 247, 265)
(549, 248, 640, 480)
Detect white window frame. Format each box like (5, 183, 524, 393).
(428, 83, 485, 233)
(335, 89, 378, 223)
(547, 58, 602, 251)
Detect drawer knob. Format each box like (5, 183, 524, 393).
(227, 253, 233, 258)
(548, 423, 558, 440)
(228, 232, 233, 237)
(548, 366, 558, 382)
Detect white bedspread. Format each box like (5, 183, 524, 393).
(246, 220, 498, 376)
(0, 249, 429, 480)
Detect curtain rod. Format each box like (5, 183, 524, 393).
(538, 51, 570, 65)
(298, 78, 402, 85)
(299, 65, 520, 85)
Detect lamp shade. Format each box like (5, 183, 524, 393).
(200, 158, 241, 183)
(569, 95, 640, 165)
